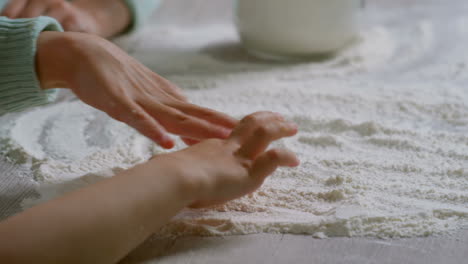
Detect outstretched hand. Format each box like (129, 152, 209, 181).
(0, 111, 298, 264)
(36, 31, 238, 149)
(163, 111, 300, 208)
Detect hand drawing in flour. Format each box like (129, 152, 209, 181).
(36, 32, 238, 149)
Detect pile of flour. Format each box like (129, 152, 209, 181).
(1, 1, 467, 238)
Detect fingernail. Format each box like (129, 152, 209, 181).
(221, 128, 232, 138)
(289, 122, 299, 130)
(291, 158, 301, 167)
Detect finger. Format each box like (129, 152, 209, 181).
(230, 111, 282, 142)
(61, 13, 85, 32)
(44, 1, 70, 22)
(19, 0, 48, 17)
(170, 101, 239, 130)
(181, 137, 200, 146)
(150, 75, 189, 102)
(140, 101, 231, 140)
(230, 112, 297, 158)
(114, 104, 175, 149)
(238, 120, 297, 159)
(1, 0, 28, 18)
(250, 148, 300, 182)
(161, 82, 188, 102)
(137, 70, 188, 102)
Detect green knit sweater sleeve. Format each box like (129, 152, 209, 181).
(123, 0, 161, 32)
(0, 16, 63, 115)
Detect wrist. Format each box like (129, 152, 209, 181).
(147, 154, 205, 206)
(36, 31, 76, 90)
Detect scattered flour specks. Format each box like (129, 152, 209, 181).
(1, 1, 467, 238)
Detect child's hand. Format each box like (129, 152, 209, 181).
(0, 0, 131, 37)
(163, 111, 300, 208)
(36, 31, 238, 149)
(0, 112, 298, 263)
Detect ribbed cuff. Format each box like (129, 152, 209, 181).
(0, 16, 63, 115)
(122, 0, 161, 33)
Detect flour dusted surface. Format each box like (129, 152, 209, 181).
(1, 1, 467, 238)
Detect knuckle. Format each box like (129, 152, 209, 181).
(254, 125, 269, 138)
(198, 109, 216, 118)
(267, 149, 280, 160)
(132, 110, 147, 121)
(173, 113, 189, 123)
(242, 114, 258, 124)
(240, 114, 260, 126)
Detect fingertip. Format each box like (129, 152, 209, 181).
(289, 122, 299, 130)
(141, 124, 173, 149)
(159, 136, 175, 149)
(271, 149, 300, 167)
(160, 142, 174, 149)
(144, 128, 174, 149)
(285, 122, 299, 137)
(290, 157, 301, 167)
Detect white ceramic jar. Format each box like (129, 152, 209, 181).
(235, 0, 364, 60)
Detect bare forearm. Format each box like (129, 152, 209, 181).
(0, 156, 192, 264)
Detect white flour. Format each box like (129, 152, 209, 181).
(1, 1, 467, 238)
